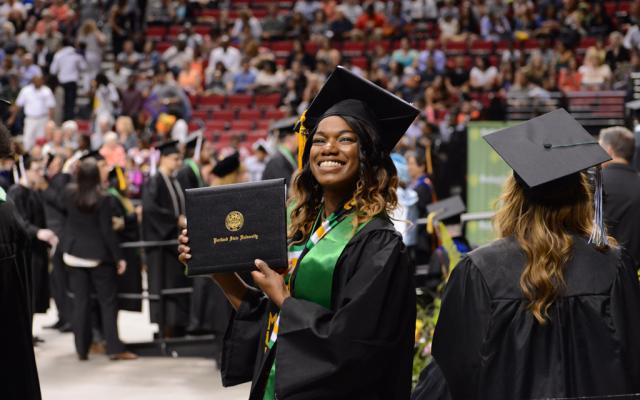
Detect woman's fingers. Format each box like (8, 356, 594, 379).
(254, 259, 272, 275)
(179, 230, 189, 244)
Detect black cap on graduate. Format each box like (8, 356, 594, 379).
(270, 117, 299, 140)
(79, 149, 105, 162)
(212, 152, 240, 178)
(483, 108, 612, 245)
(295, 66, 420, 168)
(427, 195, 466, 222)
(156, 140, 180, 157)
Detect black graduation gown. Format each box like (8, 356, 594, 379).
(176, 163, 200, 191)
(602, 163, 640, 268)
(221, 217, 416, 400)
(177, 163, 232, 335)
(41, 172, 72, 324)
(142, 173, 190, 328)
(429, 236, 640, 400)
(108, 193, 143, 312)
(0, 198, 42, 400)
(262, 150, 296, 186)
(8, 185, 50, 314)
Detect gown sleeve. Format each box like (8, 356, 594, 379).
(610, 250, 640, 392)
(221, 287, 270, 387)
(431, 256, 493, 400)
(274, 230, 416, 398)
(7, 188, 39, 239)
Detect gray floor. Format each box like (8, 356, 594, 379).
(33, 303, 250, 400)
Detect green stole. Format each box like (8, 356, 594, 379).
(0, 186, 5, 203)
(184, 158, 203, 187)
(278, 146, 297, 170)
(262, 212, 367, 400)
(107, 187, 134, 214)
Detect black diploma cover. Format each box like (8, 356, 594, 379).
(185, 178, 288, 276)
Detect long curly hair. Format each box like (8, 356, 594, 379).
(287, 115, 398, 242)
(494, 172, 611, 324)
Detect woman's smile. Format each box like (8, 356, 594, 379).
(309, 116, 360, 192)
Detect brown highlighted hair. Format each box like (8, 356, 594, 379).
(494, 172, 610, 324)
(287, 115, 398, 243)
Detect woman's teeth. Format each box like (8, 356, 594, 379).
(319, 161, 344, 168)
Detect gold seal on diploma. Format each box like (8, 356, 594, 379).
(225, 211, 244, 232)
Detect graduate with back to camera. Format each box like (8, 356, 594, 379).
(179, 66, 417, 399)
(413, 109, 640, 400)
(0, 105, 41, 400)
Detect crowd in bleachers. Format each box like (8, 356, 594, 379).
(1, 1, 640, 201)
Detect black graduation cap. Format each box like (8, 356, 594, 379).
(156, 140, 180, 156)
(297, 66, 420, 153)
(427, 195, 466, 221)
(483, 109, 611, 188)
(79, 149, 105, 162)
(270, 117, 298, 139)
(212, 152, 240, 178)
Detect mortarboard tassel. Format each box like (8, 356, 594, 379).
(115, 166, 127, 192)
(296, 110, 308, 170)
(193, 130, 203, 164)
(12, 164, 19, 184)
(588, 165, 609, 247)
(150, 149, 160, 176)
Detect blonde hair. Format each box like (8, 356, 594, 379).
(494, 173, 609, 324)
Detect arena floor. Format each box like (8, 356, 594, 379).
(33, 303, 250, 400)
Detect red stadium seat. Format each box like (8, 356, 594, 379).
(167, 25, 182, 39)
(264, 109, 285, 120)
(469, 40, 494, 56)
(192, 110, 209, 120)
(199, 95, 226, 110)
(230, 120, 254, 131)
(197, 9, 221, 19)
(212, 110, 235, 122)
(256, 120, 272, 130)
(145, 26, 166, 40)
(156, 42, 171, 52)
(238, 109, 262, 120)
(351, 57, 369, 70)
(254, 94, 281, 109)
(271, 41, 294, 58)
(205, 120, 228, 131)
(193, 25, 210, 36)
(342, 41, 366, 57)
(522, 39, 541, 53)
(443, 40, 467, 55)
(304, 42, 319, 55)
(77, 120, 91, 134)
(227, 94, 254, 109)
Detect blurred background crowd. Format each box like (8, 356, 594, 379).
(2, 0, 640, 200)
(1, 0, 640, 362)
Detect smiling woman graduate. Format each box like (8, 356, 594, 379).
(179, 66, 418, 400)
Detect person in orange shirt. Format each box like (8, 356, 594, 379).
(99, 131, 127, 168)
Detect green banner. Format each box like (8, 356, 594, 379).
(466, 121, 516, 245)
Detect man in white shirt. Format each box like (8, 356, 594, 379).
(50, 39, 87, 121)
(206, 35, 241, 77)
(15, 74, 56, 150)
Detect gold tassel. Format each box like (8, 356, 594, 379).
(425, 142, 433, 176)
(116, 166, 126, 192)
(296, 110, 308, 170)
